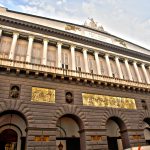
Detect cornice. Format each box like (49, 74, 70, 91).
(0, 58, 150, 93)
(0, 15, 150, 61)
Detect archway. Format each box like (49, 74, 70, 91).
(0, 111, 27, 150)
(106, 117, 130, 150)
(143, 118, 150, 145)
(0, 129, 17, 150)
(56, 114, 86, 150)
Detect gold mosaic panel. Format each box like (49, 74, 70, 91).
(82, 93, 136, 109)
(32, 87, 55, 103)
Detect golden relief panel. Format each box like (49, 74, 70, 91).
(82, 93, 136, 109)
(32, 87, 55, 103)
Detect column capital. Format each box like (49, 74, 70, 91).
(28, 35, 34, 40)
(13, 32, 19, 37)
(82, 48, 88, 52)
(94, 51, 99, 55)
(105, 53, 109, 57)
(115, 56, 119, 60)
(133, 61, 137, 64)
(70, 44, 76, 49)
(43, 38, 49, 43)
(141, 63, 145, 66)
(57, 41, 63, 46)
(124, 58, 128, 62)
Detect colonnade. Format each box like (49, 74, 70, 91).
(0, 31, 150, 84)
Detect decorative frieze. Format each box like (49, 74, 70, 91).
(31, 87, 55, 103)
(82, 93, 136, 109)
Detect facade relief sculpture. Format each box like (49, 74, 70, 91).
(65, 24, 81, 31)
(82, 93, 136, 109)
(84, 18, 105, 32)
(31, 87, 55, 103)
(115, 38, 127, 48)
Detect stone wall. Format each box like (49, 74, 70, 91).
(0, 74, 150, 149)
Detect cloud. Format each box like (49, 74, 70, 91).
(0, 3, 4, 7)
(56, 0, 67, 5)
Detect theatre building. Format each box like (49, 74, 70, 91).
(0, 6, 150, 150)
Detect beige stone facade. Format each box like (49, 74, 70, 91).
(0, 7, 150, 150)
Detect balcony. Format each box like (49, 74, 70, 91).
(0, 58, 150, 91)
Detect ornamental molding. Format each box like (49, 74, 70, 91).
(101, 108, 130, 129)
(138, 110, 150, 129)
(0, 99, 35, 126)
(51, 105, 88, 129)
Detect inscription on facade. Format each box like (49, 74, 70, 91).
(31, 87, 55, 103)
(91, 135, 102, 141)
(34, 136, 49, 141)
(82, 93, 136, 109)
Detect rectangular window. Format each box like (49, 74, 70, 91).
(88, 59, 95, 74)
(31, 44, 42, 64)
(75, 55, 82, 72)
(82, 93, 136, 109)
(100, 60, 105, 75)
(62, 52, 69, 69)
(15, 41, 27, 61)
(0, 37, 12, 58)
(31, 87, 55, 103)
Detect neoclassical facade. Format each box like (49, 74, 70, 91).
(0, 6, 150, 150)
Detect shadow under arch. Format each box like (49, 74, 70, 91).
(56, 113, 86, 150)
(144, 118, 150, 126)
(0, 110, 28, 126)
(106, 116, 130, 150)
(143, 118, 150, 145)
(0, 110, 28, 150)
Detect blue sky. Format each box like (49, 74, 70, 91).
(0, 0, 150, 49)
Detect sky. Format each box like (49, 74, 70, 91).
(0, 0, 150, 50)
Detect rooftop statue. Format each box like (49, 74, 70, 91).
(84, 18, 105, 32)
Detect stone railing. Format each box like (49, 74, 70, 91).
(0, 58, 150, 90)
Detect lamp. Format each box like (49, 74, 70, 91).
(58, 142, 63, 150)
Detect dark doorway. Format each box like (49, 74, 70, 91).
(107, 137, 122, 150)
(146, 140, 150, 145)
(57, 137, 80, 150)
(0, 129, 18, 150)
(106, 117, 130, 150)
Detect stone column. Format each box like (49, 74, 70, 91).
(26, 36, 34, 63)
(9, 32, 19, 59)
(57, 42, 62, 68)
(42, 38, 49, 65)
(133, 61, 142, 82)
(115, 56, 123, 79)
(124, 59, 133, 81)
(83, 48, 89, 73)
(105, 54, 112, 77)
(94, 51, 101, 75)
(141, 63, 150, 84)
(0, 28, 2, 37)
(71, 45, 76, 71)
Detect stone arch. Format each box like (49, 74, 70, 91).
(138, 110, 150, 129)
(0, 100, 35, 126)
(51, 105, 88, 129)
(101, 108, 130, 129)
